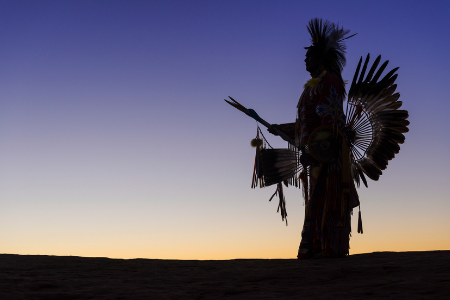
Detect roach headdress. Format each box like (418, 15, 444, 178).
(306, 18, 356, 75)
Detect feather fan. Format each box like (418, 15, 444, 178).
(345, 54, 409, 187)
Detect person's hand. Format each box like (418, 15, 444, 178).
(268, 124, 282, 136)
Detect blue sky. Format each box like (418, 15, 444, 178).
(1, 0, 449, 259)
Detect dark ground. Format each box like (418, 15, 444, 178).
(1, 251, 449, 299)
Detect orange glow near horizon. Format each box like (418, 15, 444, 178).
(3, 211, 449, 260)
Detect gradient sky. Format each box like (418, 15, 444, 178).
(1, 0, 449, 260)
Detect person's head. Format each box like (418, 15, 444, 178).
(304, 19, 355, 76)
(304, 47, 326, 73)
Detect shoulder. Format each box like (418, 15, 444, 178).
(322, 72, 341, 85)
(322, 71, 343, 94)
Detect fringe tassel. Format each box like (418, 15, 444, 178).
(357, 206, 363, 234)
(251, 129, 263, 189)
(268, 187, 278, 202)
(276, 183, 288, 226)
(251, 151, 257, 188)
(300, 170, 308, 204)
(269, 184, 288, 225)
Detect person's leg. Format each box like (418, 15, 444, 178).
(297, 221, 313, 259)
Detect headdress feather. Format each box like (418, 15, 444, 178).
(306, 18, 356, 75)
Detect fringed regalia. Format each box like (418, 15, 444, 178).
(266, 67, 359, 257)
(287, 70, 360, 258)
